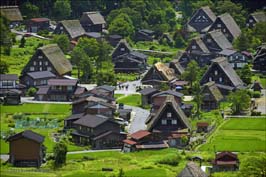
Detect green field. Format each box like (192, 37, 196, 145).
(0, 103, 86, 153)
(116, 94, 141, 107)
(199, 118, 266, 152)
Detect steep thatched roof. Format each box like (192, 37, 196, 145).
(202, 82, 223, 102)
(0, 6, 23, 22)
(207, 30, 232, 50)
(60, 20, 85, 39)
(250, 12, 266, 23)
(39, 44, 72, 75)
(146, 95, 191, 131)
(81, 11, 106, 25)
(217, 13, 241, 39)
(154, 62, 176, 81)
(177, 162, 207, 177)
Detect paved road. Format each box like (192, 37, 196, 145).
(21, 97, 72, 104)
(255, 89, 266, 114)
(115, 80, 141, 95)
(125, 105, 150, 134)
(11, 29, 51, 40)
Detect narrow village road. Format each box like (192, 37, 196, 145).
(255, 89, 266, 114)
(124, 105, 150, 134)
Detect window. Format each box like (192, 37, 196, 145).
(33, 61, 36, 65)
(39, 61, 42, 65)
(167, 112, 172, 118)
(172, 120, 177, 125)
(214, 70, 218, 75)
(45, 61, 48, 66)
(249, 19, 253, 22)
(161, 119, 167, 125)
(60, 26, 63, 30)
(207, 38, 211, 43)
(219, 77, 223, 82)
(30, 67, 34, 71)
(192, 45, 196, 49)
(33, 81, 36, 86)
(38, 55, 43, 59)
(209, 77, 212, 81)
(217, 24, 221, 28)
(67, 86, 73, 91)
(223, 28, 226, 32)
(1, 81, 14, 87)
(47, 67, 52, 71)
(120, 47, 125, 51)
(39, 67, 42, 71)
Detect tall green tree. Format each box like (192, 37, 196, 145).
(237, 64, 252, 85)
(228, 90, 251, 114)
(240, 155, 266, 177)
(71, 46, 86, 79)
(96, 61, 116, 86)
(0, 16, 12, 55)
(53, 0, 71, 20)
(193, 82, 202, 119)
(182, 60, 200, 88)
(108, 13, 134, 37)
(21, 2, 40, 19)
(53, 34, 70, 53)
(53, 141, 67, 168)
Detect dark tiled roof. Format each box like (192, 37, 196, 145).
(130, 51, 148, 59)
(147, 95, 191, 130)
(85, 32, 101, 39)
(109, 34, 122, 39)
(74, 86, 86, 95)
(139, 29, 155, 35)
(48, 79, 78, 86)
(85, 101, 116, 110)
(73, 114, 109, 128)
(38, 44, 72, 75)
(215, 151, 237, 160)
(123, 139, 137, 145)
(250, 12, 266, 23)
(65, 113, 84, 121)
(60, 20, 85, 39)
(7, 130, 44, 143)
(92, 131, 122, 141)
(81, 11, 106, 25)
(36, 86, 49, 95)
(27, 71, 56, 79)
(0, 6, 23, 22)
(96, 85, 115, 92)
(130, 130, 151, 140)
(139, 87, 158, 96)
(0, 74, 18, 81)
(178, 162, 208, 177)
(217, 13, 241, 39)
(135, 141, 169, 149)
(250, 81, 264, 89)
(219, 49, 237, 56)
(152, 90, 184, 98)
(207, 30, 233, 50)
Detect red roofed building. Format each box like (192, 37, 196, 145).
(122, 130, 168, 152)
(27, 18, 50, 33)
(196, 122, 209, 133)
(212, 151, 239, 172)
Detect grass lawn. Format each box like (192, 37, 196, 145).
(116, 73, 139, 82)
(199, 118, 266, 152)
(116, 94, 141, 107)
(0, 103, 71, 114)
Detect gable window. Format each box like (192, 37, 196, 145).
(207, 38, 211, 43)
(38, 55, 43, 59)
(47, 67, 52, 71)
(209, 77, 212, 82)
(33, 61, 36, 65)
(120, 47, 125, 51)
(217, 24, 221, 28)
(39, 61, 42, 65)
(167, 112, 172, 118)
(219, 77, 223, 82)
(67, 86, 73, 91)
(161, 119, 167, 125)
(45, 61, 48, 66)
(223, 28, 226, 32)
(192, 45, 196, 49)
(30, 67, 34, 71)
(214, 70, 218, 75)
(60, 26, 63, 30)
(172, 120, 177, 125)
(249, 19, 253, 22)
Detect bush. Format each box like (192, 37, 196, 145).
(251, 111, 261, 116)
(252, 91, 261, 98)
(157, 154, 181, 166)
(12, 113, 25, 119)
(8, 123, 15, 128)
(37, 29, 49, 36)
(26, 87, 37, 96)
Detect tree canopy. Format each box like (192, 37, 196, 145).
(227, 90, 251, 114)
(53, 0, 72, 21)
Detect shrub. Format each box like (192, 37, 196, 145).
(157, 154, 181, 166)
(251, 111, 261, 116)
(12, 113, 25, 119)
(8, 123, 15, 128)
(37, 29, 49, 36)
(252, 91, 261, 98)
(26, 87, 37, 96)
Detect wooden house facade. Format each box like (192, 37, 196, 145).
(200, 57, 245, 95)
(7, 130, 45, 167)
(246, 12, 266, 28)
(70, 114, 125, 149)
(27, 18, 50, 33)
(20, 71, 56, 88)
(135, 29, 155, 41)
(21, 44, 72, 78)
(139, 87, 159, 106)
(80, 11, 106, 32)
(208, 13, 241, 43)
(219, 49, 249, 69)
(212, 151, 239, 172)
(201, 81, 223, 110)
(187, 6, 216, 33)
